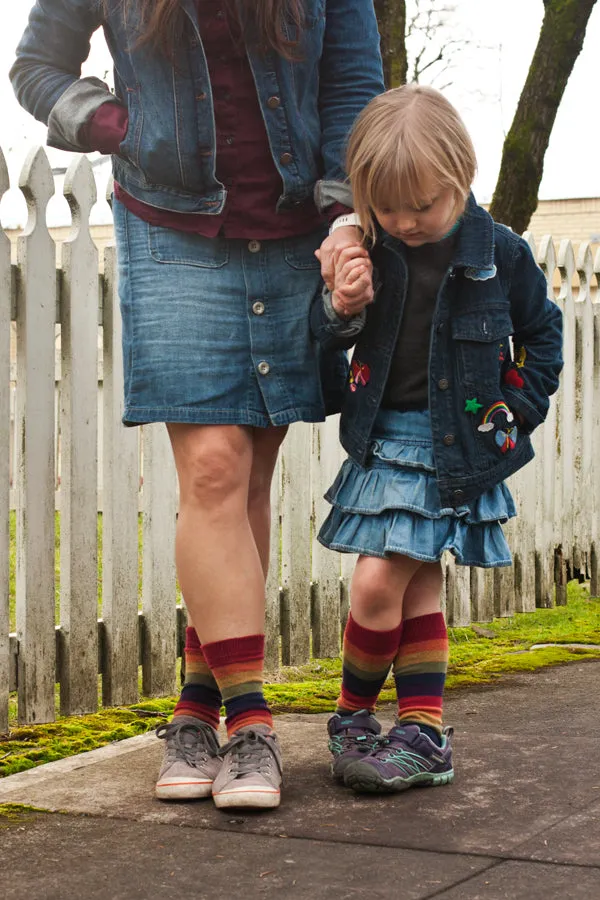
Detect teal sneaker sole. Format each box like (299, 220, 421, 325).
(345, 765, 454, 794)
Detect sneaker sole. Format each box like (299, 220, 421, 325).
(346, 766, 454, 794)
(155, 779, 214, 800)
(212, 788, 281, 810)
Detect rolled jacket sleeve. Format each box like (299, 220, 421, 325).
(314, 0, 384, 212)
(10, 0, 111, 151)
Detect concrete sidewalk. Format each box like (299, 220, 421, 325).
(1, 662, 599, 899)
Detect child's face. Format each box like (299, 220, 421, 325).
(373, 187, 462, 247)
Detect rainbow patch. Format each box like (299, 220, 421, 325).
(480, 401, 512, 426)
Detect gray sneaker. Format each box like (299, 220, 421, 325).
(155, 716, 221, 800)
(212, 724, 283, 810)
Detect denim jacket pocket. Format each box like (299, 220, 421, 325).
(451, 310, 513, 386)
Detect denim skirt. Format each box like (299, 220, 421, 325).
(113, 199, 332, 427)
(318, 409, 516, 568)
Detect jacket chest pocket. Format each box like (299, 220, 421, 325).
(451, 311, 513, 386)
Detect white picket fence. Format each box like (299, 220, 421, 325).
(0, 147, 598, 730)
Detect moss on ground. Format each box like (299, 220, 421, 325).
(0, 803, 45, 828)
(2, 582, 599, 777)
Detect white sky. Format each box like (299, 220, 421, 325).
(1, 0, 599, 228)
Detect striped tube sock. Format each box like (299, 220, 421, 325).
(393, 612, 449, 740)
(173, 627, 222, 730)
(202, 634, 273, 738)
(336, 613, 403, 714)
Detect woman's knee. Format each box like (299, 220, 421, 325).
(168, 424, 252, 508)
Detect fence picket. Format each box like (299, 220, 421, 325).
(58, 158, 99, 715)
(264, 456, 281, 671)
(141, 424, 178, 696)
(494, 498, 516, 617)
(573, 244, 595, 580)
(15, 148, 57, 724)
(445, 558, 471, 627)
(0, 151, 10, 733)
(591, 249, 600, 597)
(535, 237, 558, 607)
(101, 242, 140, 705)
(311, 417, 342, 658)
(555, 241, 577, 603)
(470, 567, 495, 623)
(514, 233, 541, 613)
(280, 422, 312, 665)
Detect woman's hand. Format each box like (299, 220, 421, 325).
(330, 246, 374, 319)
(315, 225, 365, 290)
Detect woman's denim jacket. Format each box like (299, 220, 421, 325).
(311, 197, 564, 508)
(10, 0, 384, 215)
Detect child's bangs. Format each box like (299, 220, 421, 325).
(365, 148, 443, 212)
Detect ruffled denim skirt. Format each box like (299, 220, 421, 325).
(318, 409, 516, 568)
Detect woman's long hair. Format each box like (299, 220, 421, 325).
(120, 0, 304, 59)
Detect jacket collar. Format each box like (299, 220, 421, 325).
(378, 193, 497, 279)
(452, 193, 496, 275)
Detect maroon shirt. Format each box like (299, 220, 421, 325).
(85, 1, 350, 238)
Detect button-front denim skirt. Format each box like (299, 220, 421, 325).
(318, 409, 516, 568)
(113, 199, 332, 427)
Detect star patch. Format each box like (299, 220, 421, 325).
(465, 397, 483, 414)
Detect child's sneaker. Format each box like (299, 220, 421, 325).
(327, 710, 382, 781)
(344, 723, 454, 793)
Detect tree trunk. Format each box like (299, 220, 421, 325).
(374, 0, 407, 87)
(489, 0, 596, 233)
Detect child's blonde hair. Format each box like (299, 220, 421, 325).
(347, 85, 477, 243)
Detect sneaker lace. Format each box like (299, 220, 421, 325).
(218, 730, 282, 778)
(336, 732, 379, 755)
(156, 721, 218, 767)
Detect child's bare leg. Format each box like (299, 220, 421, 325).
(350, 554, 422, 630)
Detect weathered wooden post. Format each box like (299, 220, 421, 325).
(15, 148, 57, 723)
(101, 178, 141, 706)
(58, 156, 99, 715)
(0, 149, 10, 733)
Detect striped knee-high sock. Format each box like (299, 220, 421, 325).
(336, 613, 403, 714)
(393, 612, 449, 739)
(202, 634, 272, 738)
(173, 626, 222, 730)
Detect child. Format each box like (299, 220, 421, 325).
(311, 85, 563, 795)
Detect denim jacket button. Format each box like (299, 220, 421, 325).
(267, 96, 281, 109)
(443, 433, 456, 446)
(438, 378, 449, 391)
(280, 152, 293, 166)
(453, 489, 465, 502)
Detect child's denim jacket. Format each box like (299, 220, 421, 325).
(311, 195, 564, 507)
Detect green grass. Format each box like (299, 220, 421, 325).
(2, 581, 599, 778)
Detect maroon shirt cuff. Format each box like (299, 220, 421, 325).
(82, 101, 129, 155)
(326, 202, 354, 226)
